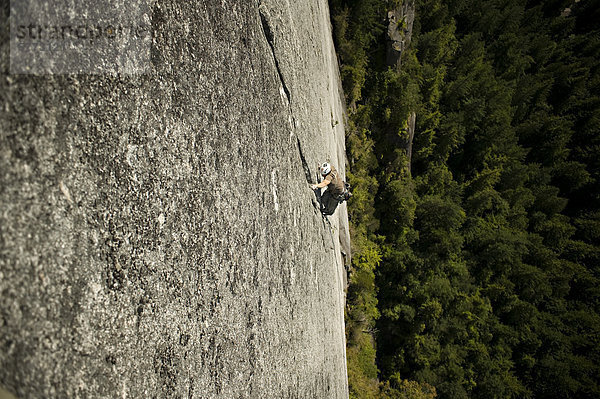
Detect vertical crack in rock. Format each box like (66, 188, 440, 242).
(259, 6, 291, 103)
(296, 137, 312, 184)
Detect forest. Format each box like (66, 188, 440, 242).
(329, 0, 600, 398)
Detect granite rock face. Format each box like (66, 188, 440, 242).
(0, 0, 349, 398)
(386, 0, 416, 69)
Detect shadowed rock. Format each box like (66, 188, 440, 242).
(386, 0, 416, 70)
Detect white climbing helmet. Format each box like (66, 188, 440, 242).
(320, 162, 331, 176)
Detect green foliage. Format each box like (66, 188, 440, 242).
(330, 0, 387, 106)
(332, 0, 600, 398)
(347, 332, 381, 399)
(381, 376, 437, 399)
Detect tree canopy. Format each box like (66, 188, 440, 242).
(331, 0, 600, 398)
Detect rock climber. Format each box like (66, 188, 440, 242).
(310, 162, 346, 216)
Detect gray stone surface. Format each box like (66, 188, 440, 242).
(0, 0, 349, 397)
(386, 0, 415, 69)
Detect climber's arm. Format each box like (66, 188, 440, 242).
(310, 180, 330, 190)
